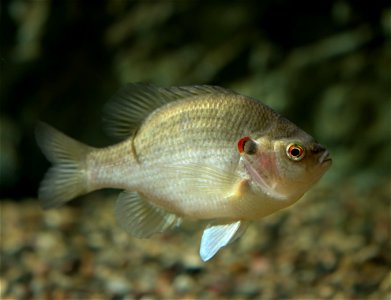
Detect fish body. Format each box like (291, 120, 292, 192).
(36, 84, 331, 261)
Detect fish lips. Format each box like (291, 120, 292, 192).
(319, 150, 332, 165)
(312, 143, 331, 165)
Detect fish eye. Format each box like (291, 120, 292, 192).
(286, 143, 305, 161)
(237, 136, 257, 155)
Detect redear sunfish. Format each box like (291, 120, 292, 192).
(36, 83, 332, 261)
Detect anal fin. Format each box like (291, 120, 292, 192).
(115, 191, 182, 238)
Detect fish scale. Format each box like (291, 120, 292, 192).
(112, 97, 277, 217)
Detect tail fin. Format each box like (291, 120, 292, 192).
(35, 122, 93, 209)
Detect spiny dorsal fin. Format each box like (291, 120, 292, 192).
(103, 83, 234, 139)
(115, 191, 182, 238)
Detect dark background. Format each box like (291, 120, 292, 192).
(1, 0, 389, 199)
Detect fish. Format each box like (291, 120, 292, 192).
(36, 83, 332, 261)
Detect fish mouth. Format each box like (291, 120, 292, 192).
(319, 150, 332, 164)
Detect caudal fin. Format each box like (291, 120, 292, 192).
(35, 122, 93, 209)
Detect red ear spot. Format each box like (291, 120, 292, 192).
(237, 136, 252, 154)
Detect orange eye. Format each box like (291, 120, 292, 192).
(286, 143, 305, 161)
(237, 136, 257, 155)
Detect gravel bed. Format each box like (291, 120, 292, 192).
(1, 181, 389, 299)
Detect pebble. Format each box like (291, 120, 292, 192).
(173, 274, 194, 293)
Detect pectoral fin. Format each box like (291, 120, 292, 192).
(200, 220, 249, 261)
(168, 163, 241, 198)
(115, 191, 182, 238)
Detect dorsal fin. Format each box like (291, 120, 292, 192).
(103, 83, 233, 139)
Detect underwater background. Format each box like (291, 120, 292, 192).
(1, 1, 390, 299)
